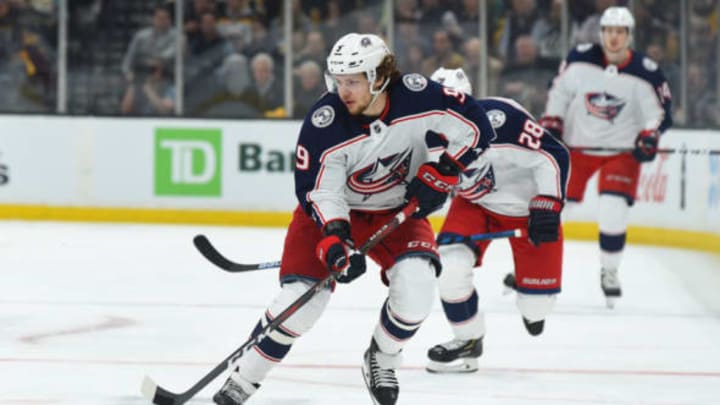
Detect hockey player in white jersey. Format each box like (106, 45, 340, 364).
(212, 34, 495, 405)
(539, 6, 672, 308)
(426, 68, 569, 373)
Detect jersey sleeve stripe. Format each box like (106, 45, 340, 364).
(390, 110, 445, 125)
(318, 134, 369, 163)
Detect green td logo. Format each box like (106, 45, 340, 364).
(154, 128, 222, 196)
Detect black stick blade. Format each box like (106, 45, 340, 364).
(141, 376, 187, 405)
(193, 234, 281, 272)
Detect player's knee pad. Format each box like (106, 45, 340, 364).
(236, 281, 330, 379)
(386, 257, 437, 322)
(437, 244, 476, 301)
(516, 293, 557, 323)
(598, 194, 630, 234)
(267, 280, 331, 337)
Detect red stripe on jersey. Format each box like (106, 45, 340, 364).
(318, 134, 369, 163)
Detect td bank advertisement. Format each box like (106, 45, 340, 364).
(147, 121, 299, 210)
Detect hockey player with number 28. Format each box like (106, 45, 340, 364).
(212, 33, 495, 405)
(539, 6, 672, 308)
(425, 68, 570, 373)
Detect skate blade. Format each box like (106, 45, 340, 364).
(426, 358, 479, 374)
(361, 363, 382, 405)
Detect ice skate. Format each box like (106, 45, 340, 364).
(601, 267, 622, 309)
(213, 372, 259, 405)
(523, 317, 545, 336)
(426, 337, 483, 373)
(362, 339, 399, 405)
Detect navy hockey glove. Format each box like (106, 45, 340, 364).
(538, 116, 564, 139)
(528, 195, 563, 246)
(404, 154, 460, 218)
(315, 220, 366, 283)
(632, 129, 659, 162)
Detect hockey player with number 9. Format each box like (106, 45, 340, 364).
(539, 6, 672, 308)
(426, 68, 570, 373)
(212, 33, 495, 405)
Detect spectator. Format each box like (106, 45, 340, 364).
(532, 0, 564, 63)
(218, 53, 251, 97)
(394, 16, 430, 68)
(418, 0, 446, 39)
(421, 29, 464, 76)
(632, 0, 679, 52)
(272, 0, 312, 37)
(189, 12, 232, 56)
(498, 35, 555, 116)
(442, 0, 483, 48)
(121, 58, 175, 115)
(686, 62, 720, 128)
(572, 0, 618, 44)
(395, 0, 420, 22)
(462, 36, 503, 97)
(292, 59, 324, 118)
(121, 5, 179, 84)
(244, 18, 278, 59)
(244, 52, 284, 116)
(185, 0, 218, 43)
(322, 0, 343, 43)
(295, 30, 326, 67)
(356, 11, 382, 36)
(0, 0, 18, 47)
(497, 0, 545, 62)
(185, 13, 234, 115)
(399, 41, 427, 73)
(217, 0, 256, 49)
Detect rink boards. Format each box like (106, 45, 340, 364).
(0, 115, 717, 252)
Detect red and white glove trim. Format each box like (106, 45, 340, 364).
(529, 195, 563, 213)
(417, 163, 459, 193)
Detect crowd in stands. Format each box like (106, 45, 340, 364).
(0, 0, 718, 127)
(0, 0, 56, 112)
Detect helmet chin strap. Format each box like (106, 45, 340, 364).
(366, 76, 390, 113)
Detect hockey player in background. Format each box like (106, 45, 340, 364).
(212, 33, 495, 405)
(539, 6, 672, 308)
(425, 68, 569, 373)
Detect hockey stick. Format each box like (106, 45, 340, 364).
(572, 146, 720, 155)
(193, 235, 280, 272)
(199, 227, 527, 272)
(437, 228, 525, 245)
(141, 201, 419, 405)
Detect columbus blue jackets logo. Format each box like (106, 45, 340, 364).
(457, 165, 495, 200)
(486, 109, 506, 129)
(584, 92, 626, 122)
(403, 74, 427, 92)
(347, 149, 413, 196)
(311, 105, 335, 128)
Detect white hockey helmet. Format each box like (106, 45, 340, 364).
(325, 33, 391, 96)
(430, 67, 473, 94)
(599, 6, 635, 29)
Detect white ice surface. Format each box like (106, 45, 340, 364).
(1, 221, 719, 404)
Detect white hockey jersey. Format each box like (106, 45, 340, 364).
(544, 43, 673, 152)
(295, 74, 495, 228)
(448, 97, 570, 217)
